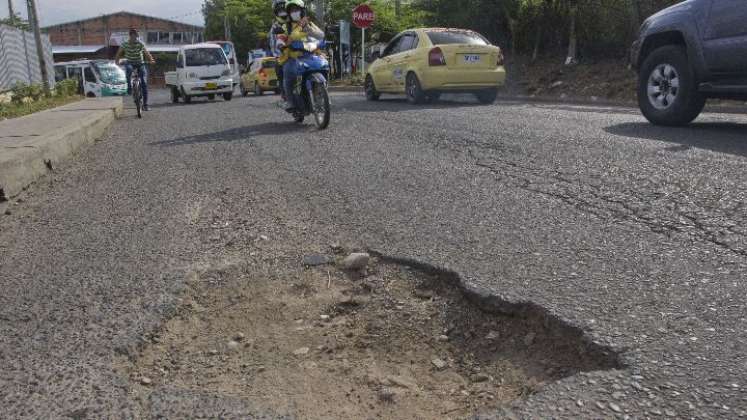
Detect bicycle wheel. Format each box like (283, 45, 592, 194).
(133, 81, 142, 119)
(310, 82, 330, 129)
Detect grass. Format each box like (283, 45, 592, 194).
(0, 95, 82, 122)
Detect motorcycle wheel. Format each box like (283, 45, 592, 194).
(309, 82, 330, 129)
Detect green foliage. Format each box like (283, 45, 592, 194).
(1, 81, 81, 121)
(202, 0, 684, 60)
(203, 0, 275, 61)
(54, 79, 80, 98)
(0, 14, 31, 31)
(11, 83, 44, 104)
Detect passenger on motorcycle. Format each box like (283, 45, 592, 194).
(280, 0, 324, 112)
(269, 0, 289, 102)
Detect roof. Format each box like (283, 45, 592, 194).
(146, 44, 181, 53)
(180, 43, 223, 50)
(52, 45, 107, 54)
(43, 11, 203, 30)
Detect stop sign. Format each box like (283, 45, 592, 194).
(352, 4, 375, 29)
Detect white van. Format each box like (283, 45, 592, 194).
(165, 43, 234, 103)
(53, 60, 127, 97)
(212, 41, 240, 91)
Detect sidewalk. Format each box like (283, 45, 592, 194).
(0, 98, 122, 201)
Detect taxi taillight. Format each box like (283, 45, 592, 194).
(497, 49, 505, 66)
(429, 47, 446, 66)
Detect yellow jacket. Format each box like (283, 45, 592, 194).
(282, 21, 324, 62)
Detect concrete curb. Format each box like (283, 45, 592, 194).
(0, 98, 123, 201)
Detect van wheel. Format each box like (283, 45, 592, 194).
(638, 45, 705, 126)
(171, 87, 179, 103)
(224, 92, 233, 101)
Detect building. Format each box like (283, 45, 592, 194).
(44, 11, 204, 85)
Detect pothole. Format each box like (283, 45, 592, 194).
(117, 255, 621, 419)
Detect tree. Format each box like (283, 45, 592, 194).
(202, 0, 274, 61)
(1, 13, 31, 31)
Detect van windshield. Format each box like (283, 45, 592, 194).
(93, 62, 126, 84)
(186, 48, 227, 66)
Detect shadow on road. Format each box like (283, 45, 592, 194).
(340, 96, 485, 113)
(605, 122, 747, 157)
(149, 122, 307, 147)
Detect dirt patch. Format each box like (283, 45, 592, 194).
(117, 256, 620, 419)
(505, 55, 637, 103)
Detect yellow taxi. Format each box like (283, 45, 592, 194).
(240, 57, 281, 96)
(365, 28, 506, 104)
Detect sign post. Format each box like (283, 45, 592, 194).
(352, 4, 375, 75)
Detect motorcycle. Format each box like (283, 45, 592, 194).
(285, 41, 331, 130)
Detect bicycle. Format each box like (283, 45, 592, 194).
(119, 59, 147, 118)
(131, 66, 143, 119)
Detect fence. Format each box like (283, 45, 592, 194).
(0, 24, 55, 92)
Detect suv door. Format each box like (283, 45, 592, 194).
(703, 0, 747, 76)
(389, 32, 420, 92)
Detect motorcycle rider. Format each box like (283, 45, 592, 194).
(269, 0, 289, 103)
(281, 0, 324, 113)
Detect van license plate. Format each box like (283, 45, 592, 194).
(205, 82, 218, 90)
(463, 55, 481, 63)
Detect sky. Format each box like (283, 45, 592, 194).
(2, 0, 206, 27)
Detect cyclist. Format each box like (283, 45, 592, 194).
(115, 28, 155, 111)
(282, 0, 324, 113)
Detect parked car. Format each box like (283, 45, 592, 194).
(165, 43, 234, 104)
(240, 57, 281, 96)
(631, 0, 747, 126)
(53, 60, 127, 97)
(365, 28, 506, 104)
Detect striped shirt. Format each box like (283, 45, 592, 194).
(121, 40, 146, 64)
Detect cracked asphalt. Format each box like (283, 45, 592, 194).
(1, 89, 746, 419)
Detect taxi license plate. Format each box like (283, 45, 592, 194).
(205, 82, 218, 90)
(463, 54, 482, 63)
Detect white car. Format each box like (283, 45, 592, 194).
(165, 43, 234, 104)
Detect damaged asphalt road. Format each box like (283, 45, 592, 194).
(1, 90, 746, 418)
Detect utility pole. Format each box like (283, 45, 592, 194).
(7, 0, 15, 24)
(26, 0, 50, 95)
(224, 8, 231, 41)
(395, 0, 401, 19)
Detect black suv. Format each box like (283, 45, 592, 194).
(631, 0, 747, 126)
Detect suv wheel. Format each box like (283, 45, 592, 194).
(638, 45, 705, 126)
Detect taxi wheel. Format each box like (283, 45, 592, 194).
(476, 88, 498, 104)
(406, 73, 426, 105)
(208, 94, 216, 100)
(365, 75, 380, 101)
(425, 92, 441, 103)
